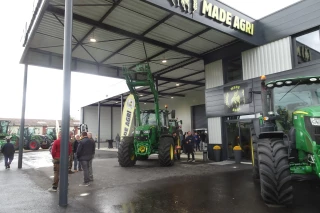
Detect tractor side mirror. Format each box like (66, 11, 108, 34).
(171, 110, 176, 119)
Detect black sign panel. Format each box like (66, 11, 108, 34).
(224, 83, 250, 114)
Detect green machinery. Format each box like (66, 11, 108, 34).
(17, 127, 49, 150)
(118, 64, 178, 167)
(0, 120, 19, 150)
(251, 75, 320, 205)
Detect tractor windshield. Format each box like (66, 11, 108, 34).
(268, 82, 320, 131)
(140, 111, 167, 126)
(0, 121, 9, 134)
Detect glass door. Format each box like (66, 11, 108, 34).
(225, 119, 253, 160)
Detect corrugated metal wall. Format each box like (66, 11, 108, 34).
(83, 106, 121, 141)
(242, 37, 292, 80)
(207, 117, 222, 144)
(205, 60, 223, 89)
(205, 60, 223, 145)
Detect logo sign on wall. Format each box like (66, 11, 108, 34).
(224, 83, 250, 114)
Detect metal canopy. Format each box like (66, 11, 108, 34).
(21, 0, 239, 100)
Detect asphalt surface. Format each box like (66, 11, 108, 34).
(1, 148, 320, 213)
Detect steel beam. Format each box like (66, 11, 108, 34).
(157, 77, 204, 86)
(97, 102, 101, 149)
(139, 90, 184, 97)
(46, 5, 201, 58)
(100, 14, 174, 64)
(18, 64, 28, 169)
(154, 58, 201, 76)
(59, 0, 73, 206)
(72, 0, 123, 52)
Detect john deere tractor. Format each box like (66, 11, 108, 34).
(0, 120, 19, 150)
(251, 75, 320, 205)
(118, 64, 177, 167)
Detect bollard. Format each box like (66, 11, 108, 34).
(213, 145, 221, 162)
(233, 146, 242, 164)
(202, 142, 208, 162)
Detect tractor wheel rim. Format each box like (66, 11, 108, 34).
(30, 142, 37, 149)
(170, 145, 173, 160)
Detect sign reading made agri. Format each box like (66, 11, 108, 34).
(143, 0, 260, 45)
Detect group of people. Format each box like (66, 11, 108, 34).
(175, 130, 207, 162)
(49, 130, 96, 192)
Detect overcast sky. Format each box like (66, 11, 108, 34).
(0, 0, 301, 120)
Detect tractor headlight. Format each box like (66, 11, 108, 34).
(310, 118, 320, 126)
(143, 130, 150, 134)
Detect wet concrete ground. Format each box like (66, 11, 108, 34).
(1, 149, 320, 213)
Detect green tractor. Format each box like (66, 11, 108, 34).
(251, 75, 320, 205)
(118, 64, 178, 167)
(17, 127, 46, 150)
(0, 120, 19, 150)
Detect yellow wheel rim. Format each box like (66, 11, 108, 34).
(251, 137, 254, 166)
(170, 144, 174, 160)
(130, 154, 135, 161)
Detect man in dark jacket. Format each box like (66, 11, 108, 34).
(73, 134, 82, 171)
(1, 137, 15, 169)
(77, 132, 95, 186)
(185, 131, 195, 162)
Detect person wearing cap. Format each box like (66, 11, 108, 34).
(1, 136, 15, 169)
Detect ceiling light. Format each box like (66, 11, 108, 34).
(140, 94, 143, 97)
(285, 80, 292, 84)
(276, 81, 283, 86)
(267, 84, 273, 88)
(310, 78, 317, 82)
(90, 38, 96, 42)
(144, 103, 146, 104)
(115, 102, 118, 103)
(176, 83, 180, 86)
(171, 97, 174, 99)
(162, 59, 167, 63)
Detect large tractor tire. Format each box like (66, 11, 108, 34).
(40, 140, 51, 149)
(257, 138, 293, 205)
(118, 136, 136, 167)
(28, 140, 40, 151)
(158, 137, 175, 167)
(250, 126, 259, 179)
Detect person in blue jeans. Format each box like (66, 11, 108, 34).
(194, 132, 201, 152)
(1, 137, 15, 169)
(73, 135, 82, 171)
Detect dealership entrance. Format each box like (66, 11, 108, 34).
(224, 116, 254, 161)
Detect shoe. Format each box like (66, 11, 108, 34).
(192, 160, 195, 162)
(48, 187, 57, 192)
(7, 165, 10, 169)
(68, 170, 75, 174)
(79, 169, 83, 171)
(79, 182, 90, 187)
(187, 160, 191, 162)
(5, 165, 7, 169)
(89, 179, 94, 182)
(74, 170, 78, 172)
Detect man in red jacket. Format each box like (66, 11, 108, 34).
(48, 131, 72, 192)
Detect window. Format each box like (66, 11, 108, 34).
(224, 55, 243, 83)
(295, 29, 320, 65)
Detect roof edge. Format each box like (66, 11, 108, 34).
(20, 0, 50, 64)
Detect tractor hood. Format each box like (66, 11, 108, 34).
(295, 106, 320, 117)
(135, 125, 155, 133)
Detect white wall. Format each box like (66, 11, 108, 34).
(242, 37, 292, 80)
(83, 106, 121, 141)
(205, 60, 224, 144)
(141, 90, 205, 133)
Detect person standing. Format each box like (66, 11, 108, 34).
(185, 131, 195, 162)
(48, 131, 72, 192)
(194, 132, 201, 152)
(73, 134, 82, 172)
(77, 132, 95, 186)
(68, 131, 75, 174)
(115, 133, 120, 149)
(87, 132, 96, 182)
(1, 136, 15, 169)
